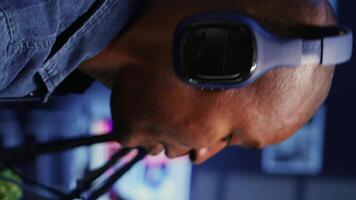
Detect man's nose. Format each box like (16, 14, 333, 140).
(190, 144, 226, 165)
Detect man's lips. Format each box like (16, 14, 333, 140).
(147, 145, 165, 156)
(116, 135, 191, 159)
(145, 144, 190, 159)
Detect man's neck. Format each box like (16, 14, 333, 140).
(78, 43, 138, 88)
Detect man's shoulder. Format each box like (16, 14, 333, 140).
(0, 0, 139, 102)
(0, 0, 97, 40)
(0, 0, 97, 101)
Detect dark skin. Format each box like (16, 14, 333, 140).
(80, 0, 336, 164)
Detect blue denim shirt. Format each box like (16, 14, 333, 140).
(0, 0, 140, 102)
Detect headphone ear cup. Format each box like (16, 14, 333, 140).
(174, 12, 258, 89)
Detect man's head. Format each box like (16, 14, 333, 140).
(81, 0, 336, 164)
